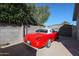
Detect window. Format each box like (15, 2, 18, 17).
(36, 29, 48, 33)
(51, 29, 55, 32)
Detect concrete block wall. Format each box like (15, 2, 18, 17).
(25, 25, 43, 34)
(0, 25, 43, 45)
(48, 24, 63, 32)
(0, 25, 23, 45)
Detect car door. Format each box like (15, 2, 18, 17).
(50, 29, 57, 41)
(47, 29, 54, 41)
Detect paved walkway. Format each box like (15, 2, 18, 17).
(36, 36, 79, 56)
(36, 41, 72, 56)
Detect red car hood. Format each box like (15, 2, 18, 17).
(25, 32, 45, 40)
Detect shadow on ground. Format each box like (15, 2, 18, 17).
(0, 43, 37, 56)
(57, 36, 79, 56)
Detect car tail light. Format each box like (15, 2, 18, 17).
(26, 40, 31, 45)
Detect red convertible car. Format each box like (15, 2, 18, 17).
(24, 28, 58, 49)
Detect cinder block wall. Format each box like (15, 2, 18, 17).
(25, 25, 43, 34)
(0, 24, 23, 45)
(0, 24, 43, 45)
(48, 24, 63, 32)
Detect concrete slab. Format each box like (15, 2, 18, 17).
(36, 41, 72, 56)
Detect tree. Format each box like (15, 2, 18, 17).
(0, 3, 39, 37)
(32, 5, 49, 25)
(0, 3, 49, 36)
(0, 3, 49, 25)
(62, 21, 70, 25)
(0, 3, 38, 25)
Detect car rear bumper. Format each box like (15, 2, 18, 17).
(23, 42, 38, 50)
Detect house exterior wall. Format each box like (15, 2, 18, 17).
(72, 25, 77, 39)
(77, 13, 79, 40)
(73, 4, 79, 40)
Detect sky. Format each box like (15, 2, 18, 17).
(36, 3, 76, 26)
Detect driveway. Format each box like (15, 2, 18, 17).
(0, 43, 36, 56)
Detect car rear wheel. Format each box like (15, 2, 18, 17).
(55, 33, 59, 41)
(55, 36, 59, 41)
(46, 39, 51, 48)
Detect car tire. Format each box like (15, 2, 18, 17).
(55, 36, 59, 41)
(46, 39, 51, 48)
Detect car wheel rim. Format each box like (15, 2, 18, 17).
(47, 39, 51, 48)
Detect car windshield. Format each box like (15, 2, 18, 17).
(36, 29, 48, 33)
